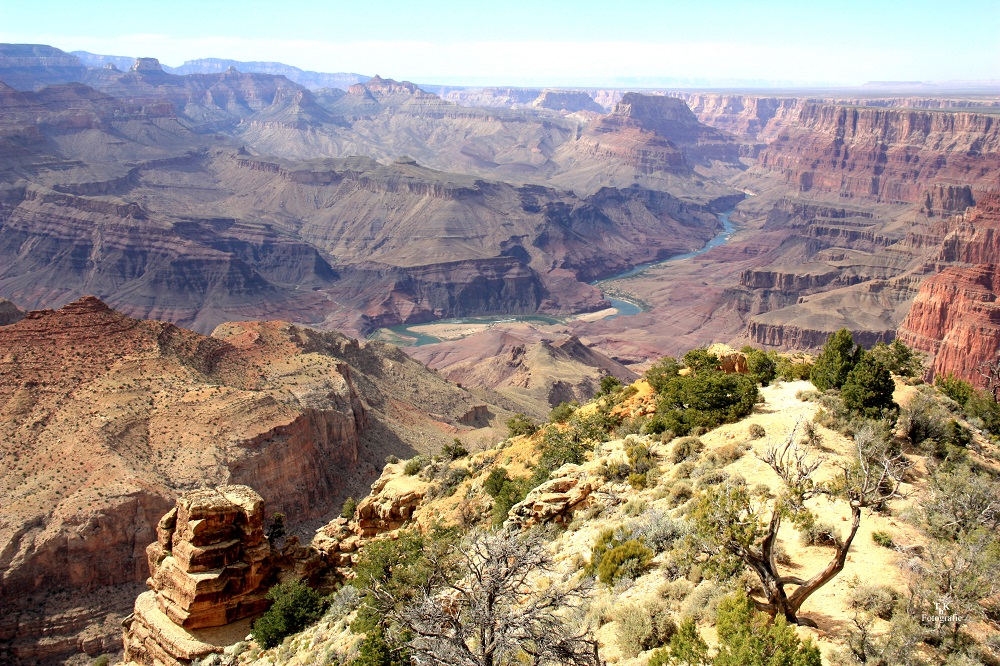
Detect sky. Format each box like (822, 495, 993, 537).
(2, 0, 998, 87)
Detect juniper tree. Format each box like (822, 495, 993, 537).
(691, 421, 910, 625)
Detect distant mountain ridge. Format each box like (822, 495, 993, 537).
(73, 50, 368, 90)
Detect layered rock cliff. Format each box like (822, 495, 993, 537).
(898, 192, 1000, 385)
(746, 104, 1000, 203)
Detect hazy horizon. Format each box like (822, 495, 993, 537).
(3, 0, 999, 88)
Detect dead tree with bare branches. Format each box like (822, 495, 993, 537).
(385, 529, 599, 666)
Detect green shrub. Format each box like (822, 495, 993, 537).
(629, 473, 649, 489)
(744, 347, 778, 386)
(671, 436, 704, 464)
(483, 467, 510, 497)
(505, 413, 538, 437)
(748, 423, 766, 439)
(598, 374, 623, 396)
(776, 357, 813, 381)
(340, 497, 357, 520)
(936, 374, 974, 406)
(548, 400, 578, 423)
(663, 617, 709, 666)
(841, 353, 897, 418)
(869, 340, 924, 377)
(252, 580, 329, 649)
(871, 531, 894, 549)
(713, 591, 822, 666)
(403, 456, 426, 476)
(350, 625, 408, 666)
(442, 438, 468, 460)
(490, 475, 529, 527)
(91, 656, 111, 666)
(598, 540, 653, 585)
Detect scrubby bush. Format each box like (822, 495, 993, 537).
(340, 497, 357, 520)
(615, 600, 677, 658)
(748, 423, 766, 439)
(505, 413, 538, 437)
(799, 521, 841, 548)
(703, 442, 748, 468)
(252, 580, 329, 649)
(671, 436, 704, 464)
(632, 509, 688, 553)
(649, 367, 759, 437)
(441, 438, 468, 460)
(548, 401, 578, 423)
(665, 481, 694, 507)
(483, 467, 510, 497)
(936, 374, 975, 406)
(848, 583, 898, 621)
(598, 540, 653, 585)
(440, 466, 471, 496)
(403, 456, 426, 476)
(871, 531, 894, 549)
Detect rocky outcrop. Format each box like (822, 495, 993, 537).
(898, 192, 1000, 385)
(531, 90, 603, 113)
(312, 463, 428, 568)
(0, 298, 24, 325)
(123, 486, 276, 666)
(505, 464, 593, 529)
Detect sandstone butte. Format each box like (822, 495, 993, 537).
(0, 296, 502, 663)
(898, 191, 1000, 386)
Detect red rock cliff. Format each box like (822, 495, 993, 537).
(898, 192, 1000, 385)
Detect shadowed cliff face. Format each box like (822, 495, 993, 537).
(0, 298, 504, 664)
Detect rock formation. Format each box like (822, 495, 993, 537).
(898, 192, 1000, 385)
(505, 464, 593, 529)
(123, 486, 275, 665)
(531, 89, 603, 113)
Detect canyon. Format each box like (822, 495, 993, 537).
(0, 297, 506, 663)
(2, 41, 1000, 663)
